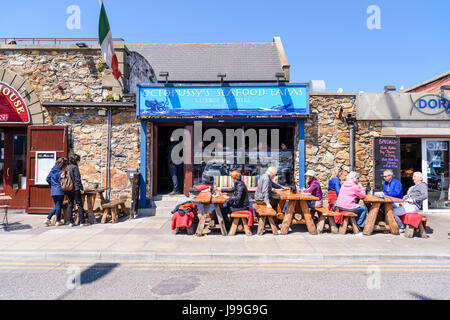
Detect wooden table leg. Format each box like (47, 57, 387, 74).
(214, 204, 228, 236)
(363, 202, 381, 236)
(268, 217, 278, 235)
(316, 213, 326, 234)
(87, 194, 97, 224)
(257, 216, 266, 235)
(195, 204, 209, 237)
(328, 217, 338, 234)
(384, 203, 399, 235)
(280, 201, 296, 234)
(299, 200, 317, 235)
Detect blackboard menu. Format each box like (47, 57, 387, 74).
(373, 137, 401, 191)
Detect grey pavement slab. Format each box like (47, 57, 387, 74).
(0, 211, 449, 264)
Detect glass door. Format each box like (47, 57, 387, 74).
(422, 139, 450, 211)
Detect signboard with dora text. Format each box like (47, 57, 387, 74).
(137, 84, 309, 117)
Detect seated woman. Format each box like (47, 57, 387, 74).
(335, 171, 367, 228)
(327, 168, 343, 210)
(393, 171, 428, 233)
(255, 167, 286, 209)
(303, 170, 323, 208)
(213, 170, 250, 230)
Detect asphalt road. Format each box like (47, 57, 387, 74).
(0, 261, 449, 300)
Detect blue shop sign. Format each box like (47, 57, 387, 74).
(137, 84, 309, 117)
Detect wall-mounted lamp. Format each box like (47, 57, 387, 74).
(159, 71, 169, 84)
(275, 72, 285, 85)
(440, 85, 450, 95)
(76, 42, 88, 48)
(384, 85, 396, 93)
(217, 72, 226, 84)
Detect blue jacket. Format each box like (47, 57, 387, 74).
(383, 178, 403, 199)
(46, 165, 64, 196)
(328, 177, 341, 195)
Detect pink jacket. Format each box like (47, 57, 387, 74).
(335, 180, 366, 210)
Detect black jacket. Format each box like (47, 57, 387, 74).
(68, 164, 84, 191)
(226, 180, 250, 210)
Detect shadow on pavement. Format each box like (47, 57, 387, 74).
(56, 263, 120, 300)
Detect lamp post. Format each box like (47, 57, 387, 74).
(384, 85, 396, 93)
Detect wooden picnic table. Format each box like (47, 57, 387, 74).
(363, 194, 403, 236)
(271, 189, 320, 235)
(78, 188, 108, 224)
(195, 191, 228, 236)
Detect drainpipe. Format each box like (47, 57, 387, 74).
(345, 114, 357, 172)
(106, 108, 112, 202)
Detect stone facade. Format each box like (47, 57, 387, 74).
(0, 44, 152, 204)
(303, 94, 382, 200)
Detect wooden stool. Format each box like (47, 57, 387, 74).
(228, 210, 253, 236)
(253, 203, 278, 235)
(337, 211, 360, 234)
(404, 216, 427, 239)
(312, 207, 340, 234)
(101, 197, 127, 224)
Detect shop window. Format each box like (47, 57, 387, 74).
(193, 125, 295, 188)
(424, 140, 450, 210)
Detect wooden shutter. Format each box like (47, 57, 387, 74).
(26, 126, 68, 214)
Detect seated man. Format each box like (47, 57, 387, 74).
(393, 172, 428, 233)
(254, 167, 287, 209)
(382, 169, 403, 199)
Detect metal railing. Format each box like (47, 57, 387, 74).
(1, 38, 125, 45)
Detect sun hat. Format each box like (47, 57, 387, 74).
(305, 170, 317, 178)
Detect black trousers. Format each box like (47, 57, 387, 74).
(168, 163, 183, 192)
(66, 190, 85, 224)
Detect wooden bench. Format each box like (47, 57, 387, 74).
(253, 203, 278, 235)
(404, 216, 428, 239)
(228, 210, 253, 236)
(313, 207, 359, 235)
(101, 196, 127, 224)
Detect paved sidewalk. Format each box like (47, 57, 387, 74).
(0, 209, 449, 264)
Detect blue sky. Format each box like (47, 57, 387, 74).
(1, 0, 449, 93)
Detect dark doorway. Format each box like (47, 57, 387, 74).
(400, 138, 421, 195)
(157, 126, 185, 194)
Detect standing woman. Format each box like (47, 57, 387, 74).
(67, 154, 88, 226)
(43, 157, 68, 226)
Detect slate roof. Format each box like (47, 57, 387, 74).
(126, 41, 286, 83)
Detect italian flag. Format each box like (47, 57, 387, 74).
(98, 0, 122, 80)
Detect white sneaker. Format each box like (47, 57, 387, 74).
(68, 223, 74, 227)
(399, 228, 405, 233)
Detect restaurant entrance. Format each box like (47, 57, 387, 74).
(0, 127, 27, 209)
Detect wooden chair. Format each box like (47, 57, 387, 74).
(101, 196, 128, 224)
(253, 203, 278, 235)
(228, 209, 253, 236)
(404, 216, 427, 239)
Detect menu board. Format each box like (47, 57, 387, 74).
(35, 152, 56, 185)
(373, 138, 401, 191)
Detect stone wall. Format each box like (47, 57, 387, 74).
(304, 94, 382, 200)
(0, 46, 144, 203)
